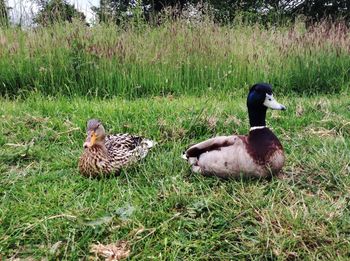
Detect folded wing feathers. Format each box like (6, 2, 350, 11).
(106, 134, 156, 165)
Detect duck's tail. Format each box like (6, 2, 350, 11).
(137, 138, 157, 159)
(181, 151, 202, 173)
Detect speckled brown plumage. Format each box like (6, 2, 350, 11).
(79, 119, 155, 177)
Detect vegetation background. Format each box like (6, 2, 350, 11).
(0, 0, 349, 259)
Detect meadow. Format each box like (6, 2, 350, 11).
(0, 20, 350, 97)
(0, 20, 350, 260)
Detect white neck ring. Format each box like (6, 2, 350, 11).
(250, 126, 267, 131)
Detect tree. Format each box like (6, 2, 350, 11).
(92, 0, 129, 24)
(0, 0, 8, 27)
(199, 0, 350, 24)
(285, 0, 350, 23)
(92, 0, 201, 24)
(34, 0, 86, 26)
(92, 0, 350, 25)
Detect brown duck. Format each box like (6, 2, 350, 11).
(79, 119, 155, 177)
(183, 83, 286, 178)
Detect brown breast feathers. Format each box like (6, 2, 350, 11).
(243, 128, 283, 165)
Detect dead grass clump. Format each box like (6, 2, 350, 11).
(90, 241, 130, 261)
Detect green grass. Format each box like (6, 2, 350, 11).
(1, 93, 349, 259)
(1, 20, 350, 97)
(1, 17, 349, 260)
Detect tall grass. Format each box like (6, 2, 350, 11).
(0, 20, 349, 97)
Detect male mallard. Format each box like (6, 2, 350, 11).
(79, 119, 155, 177)
(183, 83, 286, 178)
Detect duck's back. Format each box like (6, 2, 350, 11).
(197, 136, 265, 178)
(106, 134, 155, 166)
(187, 128, 284, 178)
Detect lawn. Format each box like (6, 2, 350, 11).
(0, 93, 349, 259)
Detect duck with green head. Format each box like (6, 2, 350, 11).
(183, 83, 286, 178)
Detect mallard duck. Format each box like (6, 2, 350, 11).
(183, 83, 286, 178)
(79, 119, 155, 177)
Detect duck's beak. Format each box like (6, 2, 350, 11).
(83, 131, 97, 148)
(263, 93, 286, 110)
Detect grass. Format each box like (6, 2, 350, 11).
(0, 92, 349, 259)
(1, 20, 350, 97)
(1, 17, 350, 259)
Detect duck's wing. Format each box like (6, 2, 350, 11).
(105, 134, 155, 166)
(184, 135, 238, 159)
(106, 134, 142, 150)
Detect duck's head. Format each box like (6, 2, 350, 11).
(83, 119, 106, 149)
(247, 83, 286, 127)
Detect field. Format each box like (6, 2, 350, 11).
(0, 20, 350, 260)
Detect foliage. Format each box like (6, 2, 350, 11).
(0, 94, 349, 259)
(34, 0, 86, 26)
(92, 0, 129, 24)
(208, 0, 350, 24)
(288, 0, 350, 24)
(92, 0, 350, 25)
(93, 0, 192, 24)
(0, 0, 8, 27)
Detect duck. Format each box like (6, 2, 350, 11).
(79, 119, 155, 177)
(183, 83, 286, 178)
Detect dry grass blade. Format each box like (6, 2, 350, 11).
(90, 241, 130, 261)
(309, 128, 337, 137)
(296, 103, 304, 117)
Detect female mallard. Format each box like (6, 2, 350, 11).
(183, 83, 286, 178)
(79, 119, 155, 177)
